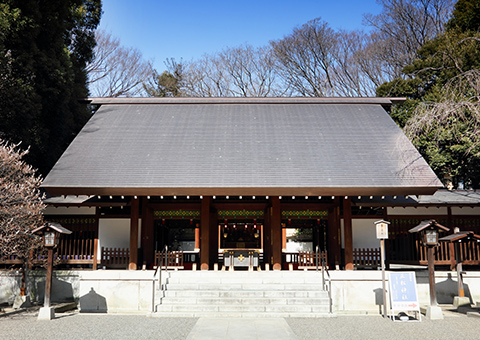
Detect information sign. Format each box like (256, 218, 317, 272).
(376, 222, 389, 239)
(389, 272, 421, 320)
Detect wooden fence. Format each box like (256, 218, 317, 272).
(101, 247, 129, 269)
(154, 250, 184, 268)
(298, 251, 327, 269)
(387, 235, 480, 267)
(353, 248, 380, 269)
(57, 231, 96, 265)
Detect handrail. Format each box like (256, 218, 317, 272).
(321, 250, 333, 314)
(151, 245, 168, 313)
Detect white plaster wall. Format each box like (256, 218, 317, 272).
(4, 270, 480, 313)
(43, 206, 96, 215)
(352, 219, 381, 249)
(98, 219, 142, 260)
(387, 206, 448, 215)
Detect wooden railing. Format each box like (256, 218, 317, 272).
(353, 248, 380, 269)
(0, 255, 23, 265)
(154, 250, 184, 268)
(298, 250, 327, 269)
(388, 236, 480, 266)
(101, 247, 129, 269)
(57, 231, 96, 265)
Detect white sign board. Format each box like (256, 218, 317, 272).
(376, 223, 389, 239)
(389, 272, 420, 313)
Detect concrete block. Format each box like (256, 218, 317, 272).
(37, 307, 55, 320)
(453, 296, 471, 308)
(425, 305, 444, 320)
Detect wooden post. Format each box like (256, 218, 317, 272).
(328, 198, 341, 269)
(455, 243, 465, 297)
(141, 198, 154, 266)
(200, 196, 211, 270)
(93, 207, 99, 270)
(44, 248, 54, 307)
(343, 197, 353, 270)
(129, 197, 139, 270)
(428, 246, 437, 306)
(282, 227, 287, 251)
(380, 239, 387, 318)
(271, 196, 282, 271)
(195, 225, 200, 250)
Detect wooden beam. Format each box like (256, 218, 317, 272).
(129, 197, 139, 270)
(343, 197, 353, 270)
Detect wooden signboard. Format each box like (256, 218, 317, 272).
(389, 272, 421, 321)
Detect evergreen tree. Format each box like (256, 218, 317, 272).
(377, 0, 480, 189)
(0, 0, 101, 176)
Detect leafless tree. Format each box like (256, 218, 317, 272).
(363, 0, 455, 74)
(0, 140, 44, 262)
(271, 18, 339, 97)
(180, 45, 286, 97)
(86, 30, 153, 97)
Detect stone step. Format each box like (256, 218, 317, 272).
(155, 303, 331, 313)
(160, 297, 329, 305)
(153, 270, 333, 318)
(149, 311, 335, 318)
(164, 290, 328, 298)
(165, 283, 324, 291)
(165, 276, 324, 284)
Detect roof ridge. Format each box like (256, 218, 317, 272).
(83, 97, 406, 106)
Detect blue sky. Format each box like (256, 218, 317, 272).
(99, 0, 382, 72)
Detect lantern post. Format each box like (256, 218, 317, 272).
(32, 222, 71, 320)
(409, 220, 449, 320)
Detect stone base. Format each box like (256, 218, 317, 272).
(37, 307, 55, 320)
(453, 296, 471, 308)
(425, 305, 444, 320)
(13, 295, 32, 309)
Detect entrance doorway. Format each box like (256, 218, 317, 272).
(220, 219, 263, 250)
(154, 219, 198, 252)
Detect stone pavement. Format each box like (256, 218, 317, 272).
(1, 308, 480, 339)
(186, 318, 297, 340)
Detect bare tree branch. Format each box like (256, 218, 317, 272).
(86, 30, 153, 97)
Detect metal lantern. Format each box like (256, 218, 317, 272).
(424, 229, 438, 246)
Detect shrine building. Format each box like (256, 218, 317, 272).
(40, 97, 450, 271)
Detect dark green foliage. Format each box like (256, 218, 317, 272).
(377, 0, 480, 188)
(447, 0, 480, 32)
(0, 0, 101, 176)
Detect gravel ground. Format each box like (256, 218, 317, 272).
(287, 313, 480, 340)
(1, 310, 479, 340)
(0, 311, 198, 340)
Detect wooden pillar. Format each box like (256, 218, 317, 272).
(263, 207, 271, 267)
(129, 197, 139, 270)
(141, 198, 154, 267)
(93, 207, 100, 270)
(282, 227, 287, 250)
(343, 196, 353, 270)
(271, 196, 282, 271)
(328, 197, 341, 269)
(209, 208, 218, 266)
(195, 224, 200, 250)
(200, 196, 211, 270)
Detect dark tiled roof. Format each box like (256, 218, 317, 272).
(42, 98, 442, 196)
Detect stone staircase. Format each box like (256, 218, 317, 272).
(151, 270, 334, 318)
